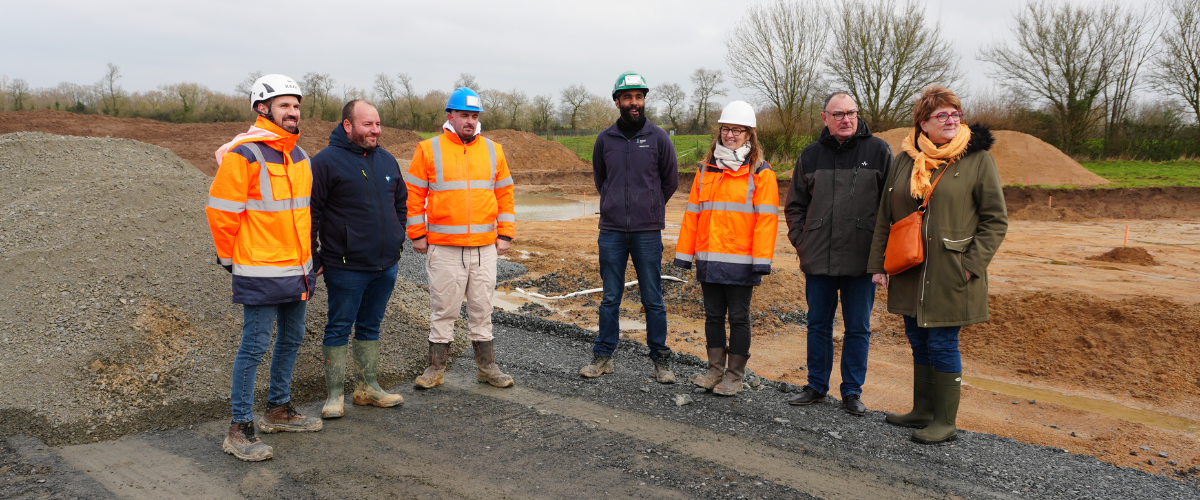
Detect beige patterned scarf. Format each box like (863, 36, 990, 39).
(901, 125, 971, 199)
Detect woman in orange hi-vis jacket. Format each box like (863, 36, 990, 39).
(673, 101, 779, 397)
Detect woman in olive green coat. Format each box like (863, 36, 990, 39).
(867, 85, 1008, 444)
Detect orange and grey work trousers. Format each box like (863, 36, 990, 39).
(426, 243, 498, 343)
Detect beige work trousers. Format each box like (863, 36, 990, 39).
(426, 243, 497, 343)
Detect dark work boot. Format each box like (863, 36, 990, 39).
(257, 402, 322, 433)
(689, 347, 726, 390)
(580, 355, 614, 378)
(912, 371, 962, 444)
(474, 340, 514, 388)
(886, 364, 936, 428)
(652, 350, 675, 384)
(787, 386, 827, 406)
(222, 421, 272, 462)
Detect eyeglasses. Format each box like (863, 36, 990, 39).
(929, 111, 965, 123)
(825, 109, 858, 121)
(719, 127, 748, 135)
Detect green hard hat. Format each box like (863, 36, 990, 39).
(612, 71, 650, 99)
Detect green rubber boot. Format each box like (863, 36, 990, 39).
(321, 345, 348, 419)
(885, 364, 936, 428)
(912, 371, 962, 444)
(351, 340, 403, 407)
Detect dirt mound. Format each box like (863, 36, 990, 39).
(875, 128, 1110, 186)
(963, 292, 1200, 405)
(1010, 204, 1088, 221)
(483, 129, 591, 171)
(1004, 186, 1200, 219)
(0, 110, 421, 176)
(0, 132, 461, 445)
(1086, 246, 1159, 266)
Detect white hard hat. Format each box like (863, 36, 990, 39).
(249, 74, 303, 111)
(718, 101, 756, 128)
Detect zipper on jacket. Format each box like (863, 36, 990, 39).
(361, 151, 388, 269)
(624, 137, 632, 229)
(464, 144, 472, 242)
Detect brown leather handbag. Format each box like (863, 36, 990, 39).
(884, 167, 949, 275)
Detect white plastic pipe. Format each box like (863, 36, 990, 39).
(516, 275, 687, 300)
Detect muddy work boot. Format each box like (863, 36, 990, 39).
(321, 345, 348, 419)
(886, 363, 935, 428)
(688, 347, 726, 390)
(222, 421, 272, 462)
(257, 402, 323, 434)
(651, 350, 676, 384)
(473, 340, 514, 388)
(413, 342, 448, 390)
(714, 353, 749, 396)
(580, 355, 614, 378)
(351, 339, 403, 407)
(912, 371, 962, 445)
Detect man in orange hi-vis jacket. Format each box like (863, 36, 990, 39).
(206, 74, 322, 462)
(404, 87, 516, 390)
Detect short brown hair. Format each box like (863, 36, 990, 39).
(341, 99, 366, 123)
(912, 84, 962, 129)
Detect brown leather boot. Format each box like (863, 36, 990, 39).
(713, 353, 749, 396)
(579, 355, 614, 378)
(413, 342, 448, 389)
(222, 421, 272, 461)
(688, 347, 727, 389)
(473, 340, 514, 388)
(257, 402, 322, 433)
(651, 350, 676, 384)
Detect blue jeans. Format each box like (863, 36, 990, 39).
(230, 300, 308, 423)
(804, 273, 875, 397)
(595, 230, 669, 358)
(902, 315, 962, 373)
(322, 264, 399, 346)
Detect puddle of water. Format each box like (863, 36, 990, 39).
(514, 194, 598, 221)
(963, 376, 1200, 432)
(587, 319, 646, 331)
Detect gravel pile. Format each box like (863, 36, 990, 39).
(0, 132, 464, 446)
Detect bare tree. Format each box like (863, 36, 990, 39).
(531, 94, 555, 131)
(1101, 5, 1161, 154)
(300, 72, 337, 120)
(501, 89, 529, 130)
(560, 84, 591, 130)
(96, 63, 125, 116)
(9, 78, 29, 111)
(234, 71, 264, 98)
(827, 0, 961, 131)
(656, 82, 687, 132)
(979, 1, 1124, 153)
(374, 73, 401, 126)
(725, 0, 829, 146)
(689, 68, 728, 131)
(161, 82, 207, 121)
(454, 73, 479, 90)
(1152, 0, 1200, 122)
(397, 73, 421, 129)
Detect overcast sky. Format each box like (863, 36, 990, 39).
(2, 0, 1153, 109)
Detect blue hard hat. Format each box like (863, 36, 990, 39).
(446, 87, 484, 113)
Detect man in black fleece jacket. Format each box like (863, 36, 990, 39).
(310, 100, 407, 419)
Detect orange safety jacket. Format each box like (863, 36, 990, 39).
(404, 130, 516, 247)
(673, 160, 779, 286)
(206, 116, 315, 305)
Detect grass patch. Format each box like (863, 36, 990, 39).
(415, 131, 439, 139)
(1080, 160, 1200, 188)
(546, 133, 713, 166)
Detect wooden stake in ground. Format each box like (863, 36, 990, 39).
(1049, 195, 1053, 208)
(1125, 226, 1130, 247)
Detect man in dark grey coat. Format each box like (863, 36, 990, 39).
(784, 92, 891, 415)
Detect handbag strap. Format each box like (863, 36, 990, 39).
(919, 165, 951, 212)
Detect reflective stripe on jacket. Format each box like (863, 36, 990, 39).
(673, 160, 779, 286)
(206, 116, 315, 305)
(404, 130, 516, 247)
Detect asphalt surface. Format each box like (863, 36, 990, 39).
(6, 309, 1197, 499)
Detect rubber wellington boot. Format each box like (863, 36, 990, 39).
(885, 364, 935, 428)
(473, 340, 514, 388)
(689, 347, 727, 390)
(414, 342, 448, 389)
(714, 353, 749, 396)
(912, 371, 962, 444)
(351, 340, 403, 407)
(321, 345, 348, 419)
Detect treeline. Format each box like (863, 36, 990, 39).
(3, 0, 1200, 161)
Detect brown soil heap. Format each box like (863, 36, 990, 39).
(1086, 246, 1159, 266)
(482, 129, 591, 171)
(875, 127, 1110, 186)
(0, 110, 421, 176)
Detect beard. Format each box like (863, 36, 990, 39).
(619, 104, 645, 124)
(349, 130, 377, 150)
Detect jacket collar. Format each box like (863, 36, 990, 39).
(252, 116, 299, 153)
(964, 123, 995, 154)
(817, 119, 872, 151)
(440, 128, 480, 146)
(703, 158, 752, 177)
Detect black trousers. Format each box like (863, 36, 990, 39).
(701, 282, 754, 356)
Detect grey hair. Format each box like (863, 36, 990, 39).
(823, 91, 853, 110)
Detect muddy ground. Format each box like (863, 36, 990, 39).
(5, 320, 1199, 499)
